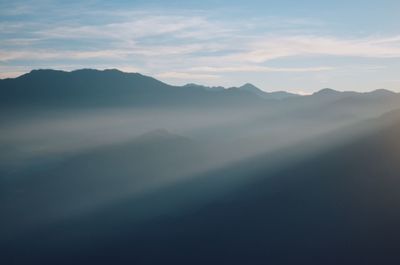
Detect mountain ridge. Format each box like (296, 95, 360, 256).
(0, 69, 398, 109)
(3, 68, 397, 95)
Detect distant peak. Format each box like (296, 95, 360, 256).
(72, 68, 124, 74)
(370, 88, 396, 95)
(241, 83, 255, 87)
(183, 83, 205, 88)
(239, 83, 261, 91)
(27, 68, 127, 76)
(313, 88, 340, 95)
(103, 68, 123, 72)
(28, 69, 65, 74)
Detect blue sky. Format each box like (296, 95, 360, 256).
(1, 0, 400, 93)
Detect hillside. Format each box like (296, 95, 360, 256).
(2, 109, 400, 265)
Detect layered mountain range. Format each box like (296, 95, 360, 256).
(1, 69, 398, 109)
(1, 69, 400, 265)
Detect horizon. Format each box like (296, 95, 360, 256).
(2, 67, 398, 95)
(1, 0, 400, 93)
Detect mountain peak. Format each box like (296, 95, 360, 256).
(184, 83, 203, 87)
(369, 88, 396, 96)
(238, 83, 262, 92)
(313, 88, 340, 96)
(26, 69, 65, 75)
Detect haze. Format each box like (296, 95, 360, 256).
(1, 1, 400, 265)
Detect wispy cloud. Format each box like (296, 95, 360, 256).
(188, 66, 334, 73)
(1, 1, 400, 91)
(156, 72, 220, 80)
(0, 50, 126, 62)
(230, 35, 400, 63)
(3, 10, 400, 63)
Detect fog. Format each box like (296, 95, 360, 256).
(1, 100, 396, 231)
(2, 69, 400, 265)
(1, 96, 389, 168)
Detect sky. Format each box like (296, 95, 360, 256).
(1, 0, 400, 93)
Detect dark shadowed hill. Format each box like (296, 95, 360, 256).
(2, 108, 400, 265)
(0, 129, 213, 235)
(0, 69, 266, 109)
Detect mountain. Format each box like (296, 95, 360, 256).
(136, 108, 400, 265)
(185, 82, 301, 99)
(3, 108, 400, 265)
(234, 83, 300, 100)
(0, 129, 210, 234)
(313, 87, 343, 96)
(369, 88, 397, 97)
(235, 83, 264, 94)
(1, 69, 398, 110)
(311, 87, 398, 100)
(0, 69, 168, 107)
(183, 83, 226, 92)
(2, 68, 400, 264)
(0, 69, 265, 109)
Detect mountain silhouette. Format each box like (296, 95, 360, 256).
(1, 69, 398, 110)
(0, 69, 265, 109)
(234, 83, 300, 99)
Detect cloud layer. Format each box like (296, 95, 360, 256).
(1, 1, 400, 92)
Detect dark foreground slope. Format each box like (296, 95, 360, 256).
(2, 110, 400, 265)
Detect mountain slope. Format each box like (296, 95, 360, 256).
(0, 129, 213, 235)
(185, 82, 301, 99)
(0, 69, 265, 109)
(3, 109, 400, 265)
(235, 83, 300, 99)
(1, 69, 399, 112)
(0, 69, 169, 107)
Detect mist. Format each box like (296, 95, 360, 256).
(1, 101, 396, 228)
(2, 69, 400, 264)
